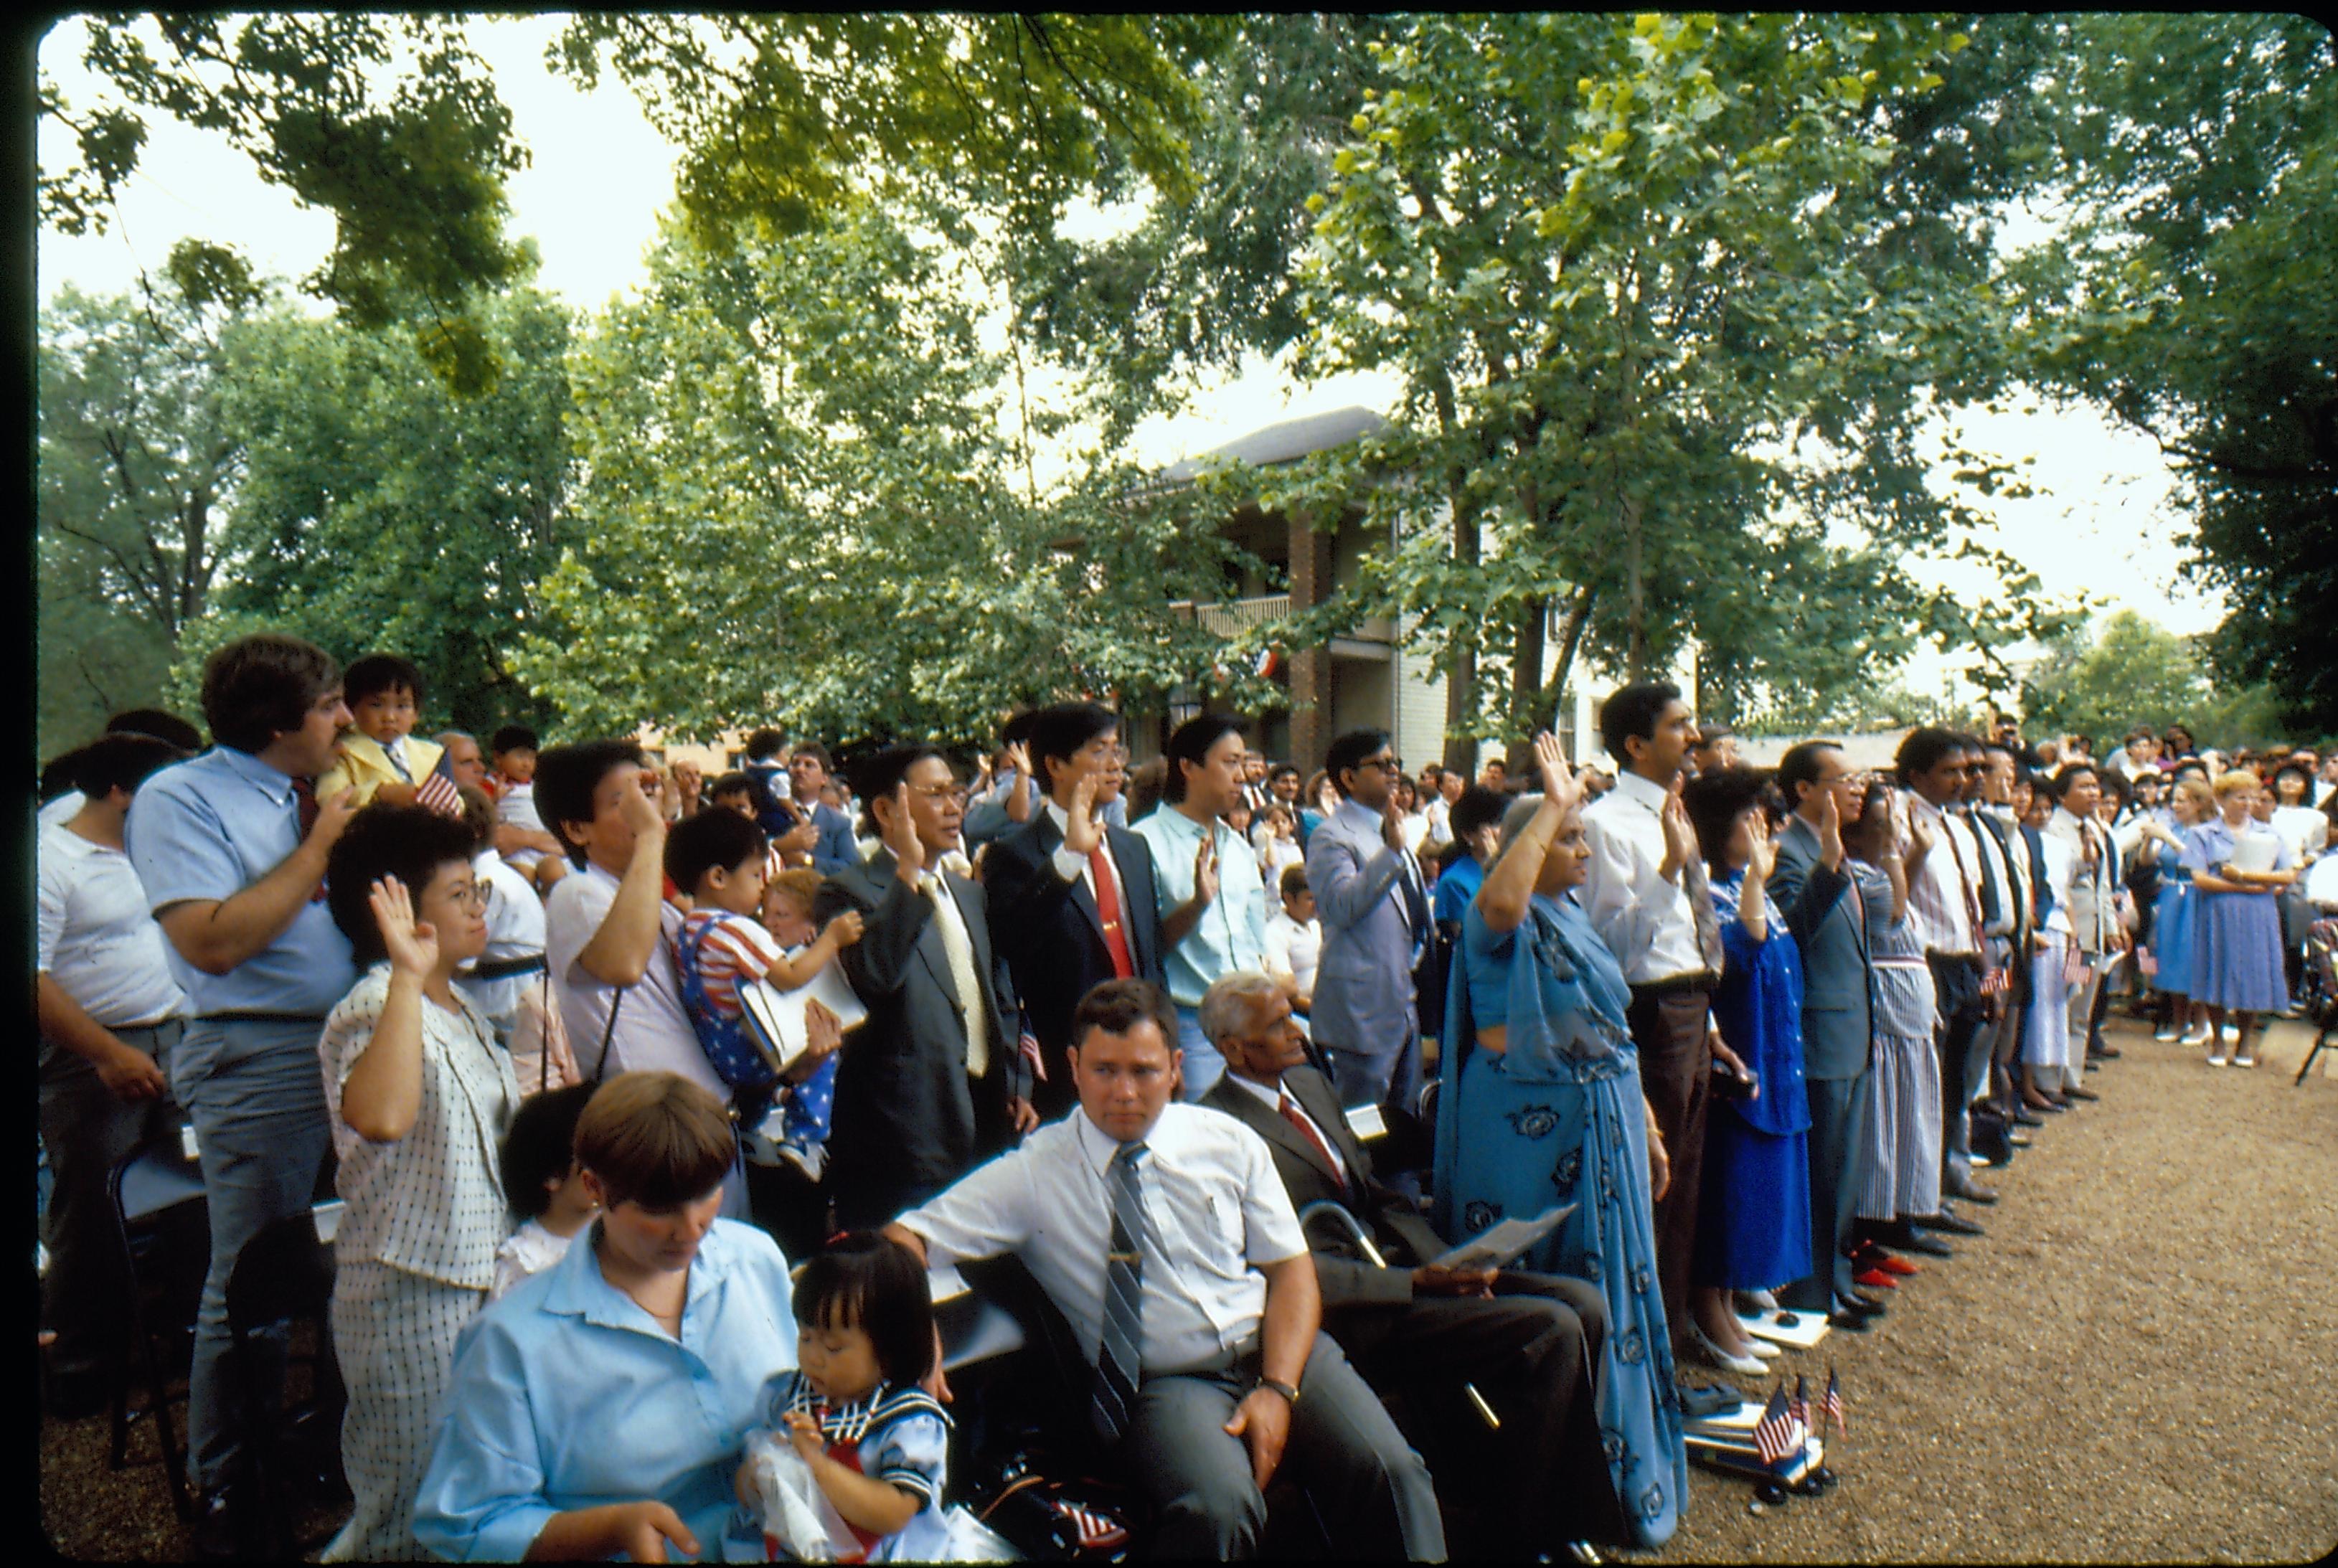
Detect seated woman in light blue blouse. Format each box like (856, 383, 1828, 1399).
(1433, 735, 1688, 1548)
(413, 1072, 798, 1562)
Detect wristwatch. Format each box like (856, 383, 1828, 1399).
(1256, 1376, 1301, 1407)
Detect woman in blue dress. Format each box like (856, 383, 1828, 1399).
(1434, 734, 1688, 1549)
(2146, 778, 2214, 1044)
(2183, 769, 2297, 1068)
(1679, 768, 1812, 1380)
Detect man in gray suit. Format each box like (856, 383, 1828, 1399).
(1305, 728, 1436, 1111)
(1769, 741, 1883, 1332)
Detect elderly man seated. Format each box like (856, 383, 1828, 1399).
(1197, 973, 1623, 1557)
(885, 978, 1446, 1562)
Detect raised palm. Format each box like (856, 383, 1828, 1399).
(1532, 730, 1579, 813)
(369, 876, 440, 978)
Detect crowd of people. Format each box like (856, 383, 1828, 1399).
(34, 627, 2338, 1562)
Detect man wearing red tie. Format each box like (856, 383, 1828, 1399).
(1199, 973, 1621, 1557)
(984, 703, 1166, 1118)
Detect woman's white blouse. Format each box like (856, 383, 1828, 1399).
(321, 963, 519, 1290)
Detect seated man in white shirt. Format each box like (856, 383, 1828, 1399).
(886, 979, 1446, 1562)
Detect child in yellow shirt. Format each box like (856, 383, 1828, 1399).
(317, 654, 448, 806)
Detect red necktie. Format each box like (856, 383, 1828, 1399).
(1088, 842, 1136, 979)
(1279, 1089, 1343, 1182)
(293, 778, 327, 901)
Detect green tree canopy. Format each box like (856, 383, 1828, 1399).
(512, 203, 1236, 748)
(2019, 610, 2284, 754)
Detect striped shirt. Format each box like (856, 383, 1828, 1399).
(677, 909, 781, 1019)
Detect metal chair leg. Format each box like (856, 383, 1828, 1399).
(2295, 1023, 2331, 1086)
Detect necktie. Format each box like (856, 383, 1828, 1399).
(1939, 813, 1984, 954)
(923, 874, 989, 1079)
(1680, 851, 1726, 978)
(292, 778, 326, 902)
(1278, 1088, 1345, 1186)
(1088, 841, 1136, 979)
(1091, 1141, 1148, 1445)
(1395, 849, 1433, 966)
(383, 738, 413, 782)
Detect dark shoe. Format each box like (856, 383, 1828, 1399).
(1911, 1210, 1984, 1238)
(190, 1485, 255, 1563)
(1849, 1242, 1919, 1276)
(2012, 1107, 2046, 1127)
(1889, 1227, 1955, 1257)
(1841, 1290, 1887, 1315)
(2090, 1042, 2122, 1059)
(1676, 1382, 1743, 1418)
(1826, 1309, 1873, 1332)
(1944, 1177, 1999, 1204)
(2063, 1084, 2100, 1102)
(2083, 1058, 2101, 1072)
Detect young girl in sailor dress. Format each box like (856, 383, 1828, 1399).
(730, 1234, 952, 1562)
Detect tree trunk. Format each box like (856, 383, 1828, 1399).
(1623, 490, 1646, 677)
(179, 482, 210, 630)
(1441, 492, 1479, 774)
(1545, 582, 1597, 733)
(1505, 592, 1547, 775)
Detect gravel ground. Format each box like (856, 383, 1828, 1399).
(39, 1011, 2338, 1562)
(1630, 1012, 2338, 1566)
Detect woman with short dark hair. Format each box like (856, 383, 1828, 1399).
(319, 804, 520, 1560)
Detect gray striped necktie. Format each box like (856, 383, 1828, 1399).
(1091, 1140, 1149, 1444)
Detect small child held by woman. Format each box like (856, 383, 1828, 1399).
(490, 1083, 602, 1301)
(732, 1234, 951, 1563)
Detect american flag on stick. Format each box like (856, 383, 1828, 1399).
(1788, 1374, 1811, 1435)
(1753, 1382, 1800, 1466)
(415, 751, 465, 818)
(1822, 1365, 1847, 1436)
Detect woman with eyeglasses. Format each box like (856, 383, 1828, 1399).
(316, 803, 522, 1559)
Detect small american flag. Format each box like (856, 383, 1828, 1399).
(1019, 1031, 1047, 1082)
(415, 751, 464, 818)
(1788, 1374, 1811, 1435)
(1049, 1498, 1126, 1551)
(1822, 1365, 1847, 1436)
(1979, 964, 2010, 995)
(1752, 1382, 1799, 1466)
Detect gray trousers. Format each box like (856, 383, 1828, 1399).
(169, 1017, 334, 1492)
(1119, 1331, 1446, 1560)
(1943, 1006, 2001, 1189)
(1326, 1021, 1421, 1117)
(1783, 1067, 1871, 1314)
(39, 1019, 184, 1383)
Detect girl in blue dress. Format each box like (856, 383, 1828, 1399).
(732, 1233, 953, 1562)
(1434, 734, 1688, 1549)
(1679, 768, 1812, 1380)
(2182, 770, 2297, 1068)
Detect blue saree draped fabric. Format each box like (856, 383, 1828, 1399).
(1434, 892, 1689, 1548)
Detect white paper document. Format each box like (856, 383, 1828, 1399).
(739, 960, 869, 1076)
(2229, 833, 2279, 875)
(1430, 1203, 1577, 1271)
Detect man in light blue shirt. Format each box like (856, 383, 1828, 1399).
(123, 632, 359, 1536)
(1130, 714, 1270, 1100)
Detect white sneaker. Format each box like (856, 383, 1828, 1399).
(2221, 1024, 2241, 1044)
(2152, 1026, 2180, 1042)
(2207, 1052, 2229, 1067)
(2232, 1054, 2258, 1069)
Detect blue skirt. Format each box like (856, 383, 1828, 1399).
(2195, 890, 2288, 1011)
(2152, 880, 2198, 997)
(1448, 1047, 1688, 1547)
(1696, 1108, 1813, 1292)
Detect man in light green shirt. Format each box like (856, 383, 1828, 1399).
(1131, 715, 1271, 1100)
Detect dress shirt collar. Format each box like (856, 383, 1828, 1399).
(1072, 1103, 1154, 1178)
(541, 1217, 732, 1336)
(2051, 806, 2091, 837)
(1227, 1072, 1288, 1113)
(1908, 791, 1948, 823)
(1612, 768, 1671, 814)
(215, 742, 301, 803)
(1332, 795, 1381, 834)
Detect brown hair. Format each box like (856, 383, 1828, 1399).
(573, 1072, 735, 1211)
(2212, 768, 2261, 802)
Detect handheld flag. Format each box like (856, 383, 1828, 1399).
(1822, 1365, 1847, 1437)
(1788, 1374, 1811, 1436)
(415, 750, 464, 818)
(1752, 1382, 1797, 1466)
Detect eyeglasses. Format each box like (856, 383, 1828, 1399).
(443, 878, 493, 910)
(905, 782, 968, 805)
(1354, 755, 1398, 775)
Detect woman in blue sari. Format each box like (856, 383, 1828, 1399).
(1434, 734, 1689, 1549)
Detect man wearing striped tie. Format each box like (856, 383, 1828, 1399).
(888, 979, 1446, 1560)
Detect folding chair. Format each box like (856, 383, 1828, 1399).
(104, 1136, 209, 1520)
(224, 1204, 347, 1558)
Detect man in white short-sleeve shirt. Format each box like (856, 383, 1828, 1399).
(887, 978, 1443, 1561)
(535, 741, 722, 1103)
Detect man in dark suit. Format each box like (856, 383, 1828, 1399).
(982, 702, 1166, 1117)
(1197, 973, 1623, 1554)
(1770, 741, 1884, 1332)
(782, 740, 862, 875)
(816, 745, 1034, 1228)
